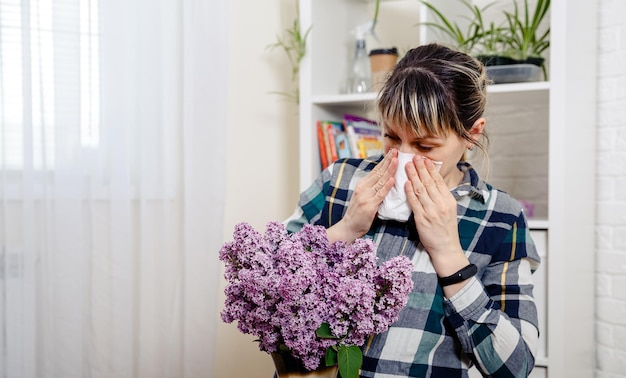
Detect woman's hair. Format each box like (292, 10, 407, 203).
(376, 43, 489, 156)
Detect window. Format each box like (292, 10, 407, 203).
(0, 0, 99, 170)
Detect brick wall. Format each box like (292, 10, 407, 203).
(596, 0, 626, 377)
(483, 98, 550, 219)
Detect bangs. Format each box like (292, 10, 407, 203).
(377, 67, 458, 138)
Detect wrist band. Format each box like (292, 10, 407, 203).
(438, 263, 478, 287)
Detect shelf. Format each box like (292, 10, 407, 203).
(535, 358, 549, 368)
(312, 92, 377, 106)
(528, 219, 549, 230)
(312, 81, 550, 106)
(487, 80, 550, 93)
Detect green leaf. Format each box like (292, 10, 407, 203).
(337, 345, 363, 378)
(315, 323, 339, 339)
(372, 0, 381, 30)
(325, 347, 338, 367)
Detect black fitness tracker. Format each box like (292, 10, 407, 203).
(438, 263, 478, 287)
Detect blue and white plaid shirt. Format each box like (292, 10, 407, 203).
(285, 156, 541, 378)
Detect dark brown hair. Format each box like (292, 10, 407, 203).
(376, 43, 489, 155)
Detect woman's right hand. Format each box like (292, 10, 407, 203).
(326, 149, 398, 244)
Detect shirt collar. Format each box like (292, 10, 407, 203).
(451, 161, 490, 204)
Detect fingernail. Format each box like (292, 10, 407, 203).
(421, 156, 443, 170)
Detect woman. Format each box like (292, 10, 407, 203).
(285, 43, 540, 377)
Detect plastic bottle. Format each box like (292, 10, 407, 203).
(346, 22, 372, 94)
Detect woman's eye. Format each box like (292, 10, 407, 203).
(416, 144, 434, 152)
(384, 133, 399, 140)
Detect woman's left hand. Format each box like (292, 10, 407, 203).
(404, 157, 467, 274)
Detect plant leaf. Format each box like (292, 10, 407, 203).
(325, 347, 338, 367)
(315, 323, 339, 339)
(337, 345, 363, 378)
(372, 0, 381, 30)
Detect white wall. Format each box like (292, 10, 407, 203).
(215, 0, 300, 377)
(596, 1, 626, 377)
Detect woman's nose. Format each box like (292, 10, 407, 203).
(398, 144, 414, 154)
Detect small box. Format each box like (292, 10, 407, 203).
(486, 64, 543, 84)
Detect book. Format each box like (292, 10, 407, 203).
(317, 116, 381, 169)
(316, 121, 329, 169)
(326, 120, 355, 162)
(334, 131, 352, 159)
(343, 114, 383, 158)
(323, 121, 343, 163)
(317, 120, 355, 169)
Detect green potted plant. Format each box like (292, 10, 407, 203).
(419, 0, 497, 55)
(267, 0, 311, 104)
(501, 0, 550, 66)
(419, 0, 550, 74)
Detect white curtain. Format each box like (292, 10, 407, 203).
(0, 0, 227, 377)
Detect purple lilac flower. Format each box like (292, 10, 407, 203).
(219, 221, 414, 371)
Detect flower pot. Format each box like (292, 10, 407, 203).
(271, 352, 339, 378)
(476, 54, 517, 66)
(486, 64, 542, 84)
(522, 56, 545, 67)
(476, 54, 545, 68)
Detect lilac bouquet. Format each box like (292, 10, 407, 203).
(219, 221, 414, 378)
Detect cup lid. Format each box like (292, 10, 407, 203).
(369, 47, 398, 56)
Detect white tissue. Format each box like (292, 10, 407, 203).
(377, 152, 442, 222)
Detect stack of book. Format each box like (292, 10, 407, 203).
(316, 114, 383, 170)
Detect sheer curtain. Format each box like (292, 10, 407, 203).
(0, 0, 227, 377)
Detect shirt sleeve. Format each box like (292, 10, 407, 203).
(442, 211, 541, 377)
(283, 166, 332, 233)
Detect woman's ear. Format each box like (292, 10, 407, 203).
(468, 118, 485, 146)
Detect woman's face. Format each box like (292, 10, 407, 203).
(382, 120, 483, 186)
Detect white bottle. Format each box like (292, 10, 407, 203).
(346, 21, 373, 94)
(347, 38, 371, 94)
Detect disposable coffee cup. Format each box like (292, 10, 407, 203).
(369, 47, 398, 92)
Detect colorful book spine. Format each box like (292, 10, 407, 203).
(343, 114, 383, 158)
(325, 121, 340, 163)
(316, 121, 329, 169)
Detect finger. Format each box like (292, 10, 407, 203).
(425, 159, 447, 191)
(375, 170, 396, 198)
(404, 159, 427, 203)
(413, 157, 450, 202)
(406, 156, 431, 197)
(372, 181, 384, 195)
(367, 149, 397, 185)
(369, 149, 398, 189)
(405, 157, 441, 217)
(372, 158, 398, 197)
(404, 179, 425, 213)
(414, 156, 436, 189)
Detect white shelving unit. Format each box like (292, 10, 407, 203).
(298, 1, 596, 377)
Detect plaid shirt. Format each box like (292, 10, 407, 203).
(285, 156, 541, 378)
